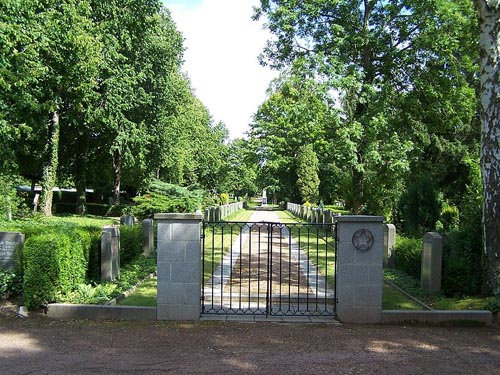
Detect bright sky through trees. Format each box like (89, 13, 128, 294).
(162, 0, 277, 139)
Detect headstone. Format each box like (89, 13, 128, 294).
(101, 226, 120, 281)
(120, 215, 135, 226)
(0, 232, 24, 270)
(421, 232, 442, 293)
(383, 224, 396, 268)
(142, 218, 154, 256)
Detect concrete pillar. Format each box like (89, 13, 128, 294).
(421, 232, 442, 293)
(383, 224, 396, 268)
(142, 218, 154, 256)
(336, 216, 384, 324)
(155, 213, 202, 320)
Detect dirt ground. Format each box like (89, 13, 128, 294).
(1, 302, 499, 375)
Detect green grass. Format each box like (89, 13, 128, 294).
(382, 283, 423, 310)
(223, 209, 255, 222)
(274, 209, 336, 286)
(117, 277, 157, 306)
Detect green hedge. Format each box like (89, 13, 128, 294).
(22, 227, 100, 309)
(393, 236, 423, 280)
(120, 225, 143, 265)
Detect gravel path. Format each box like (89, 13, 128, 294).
(0, 310, 499, 374)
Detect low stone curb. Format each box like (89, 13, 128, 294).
(47, 303, 157, 321)
(382, 310, 492, 325)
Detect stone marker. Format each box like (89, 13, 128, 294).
(421, 232, 442, 293)
(101, 226, 120, 281)
(383, 224, 396, 268)
(142, 218, 154, 256)
(120, 215, 135, 226)
(0, 232, 24, 270)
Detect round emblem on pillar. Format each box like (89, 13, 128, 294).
(352, 229, 374, 251)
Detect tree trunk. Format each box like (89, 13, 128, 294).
(75, 173, 87, 215)
(112, 149, 121, 205)
(475, 0, 500, 296)
(40, 110, 60, 217)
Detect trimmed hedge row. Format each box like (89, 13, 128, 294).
(23, 229, 92, 309)
(6, 219, 146, 309)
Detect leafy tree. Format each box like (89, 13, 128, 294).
(473, 0, 500, 296)
(254, 0, 478, 215)
(249, 64, 334, 202)
(2, 1, 102, 215)
(296, 144, 320, 203)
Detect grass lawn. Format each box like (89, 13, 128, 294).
(117, 277, 157, 307)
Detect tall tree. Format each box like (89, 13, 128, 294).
(296, 144, 320, 203)
(0, 0, 102, 215)
(254, 0, 478, 215)
(474, 0, 500, 295)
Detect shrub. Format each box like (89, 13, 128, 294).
(132, 193, 200, 219)
(393, 236, 423, 280)
(120, 225, 143, 265)
(398, 176, 441, 236)
(219, 193, 229, 205)
(439, 202, 460, 232)
(0, 269, 23, 298)
(23, 230, 90, 309)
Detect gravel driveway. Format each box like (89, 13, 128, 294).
(1, 303, 499, 375)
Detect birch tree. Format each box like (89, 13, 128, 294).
(474, 0, 500, 295)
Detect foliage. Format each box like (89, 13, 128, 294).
(120, 224, 143, 265)
(23, 230, 88, 309)
(397, 176, 442, 236)
(384, 268, 429, 302)
(439, 203, 460, 232)
(58, 254, 157, 304)
(393, 236, 423, 281)
(253, 0, 478, 217)
(219, 193, 229, 205)
(296, 144, 320, 203)
(0, 175, 28, 220)
(0, 269, 23, 298)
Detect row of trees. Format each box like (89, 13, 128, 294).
(249, 0, 500, 295)
(249, 0, 479, 217)
(0, 0, 257, 215)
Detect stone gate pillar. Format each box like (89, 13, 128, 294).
(336, 216, 384, 323)
(155, 213, 203, 320)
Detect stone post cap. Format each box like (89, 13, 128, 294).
(154, 213, 203, 221)
(336, 215, 385, 223)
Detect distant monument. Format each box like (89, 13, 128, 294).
(262, 189, 267, 206)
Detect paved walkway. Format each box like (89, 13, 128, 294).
(203, 208, 336, 321)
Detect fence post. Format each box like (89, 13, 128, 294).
(336, 215, 384, 323)
(155, 213, 202, 321)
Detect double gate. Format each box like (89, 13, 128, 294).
(201, 221, 337, 317)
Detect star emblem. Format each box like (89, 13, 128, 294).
(352, 229, 374, 250)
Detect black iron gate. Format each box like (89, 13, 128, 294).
(201, 221, 337, 316)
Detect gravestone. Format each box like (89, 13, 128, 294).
(101, 226, 120, 281)
(0, 232, 24, 270)
(142, 218, 154, 256)
(120, 215, 135, 226)
(383, 224, 396, 267)
(421, 232, 442, 293)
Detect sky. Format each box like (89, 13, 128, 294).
(162, 0, 277, 139)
